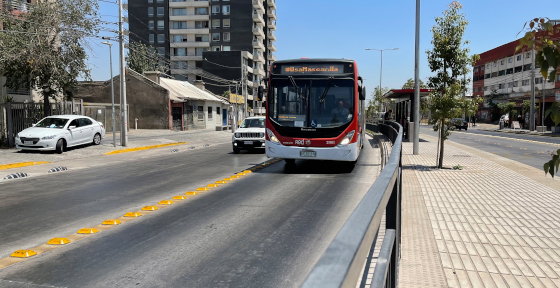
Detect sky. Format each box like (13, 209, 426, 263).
(87, 0, 559, 101)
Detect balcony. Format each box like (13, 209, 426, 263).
(169, 28, 209, 34)
(169, 0, 209, 8)
(254, 54, 265, 63)
(245, 65, 254, 74)
(170, 14, 209, 21)
(253, 67, 265, 76)
(246, 80, 254, 88)
(252, 11, 265, 25)
(252, 0, 264, 11)
(267, 42, 276, 52)
(252, 40, 265, 51)
(267, 20, 276, 30)
(267, 31, 276, 41)
(171, 55, 203, 61)
(170, 69, 190, 75)
(267, 0, 276, 9)
(171, 41, 210, 48)
(267, 8, 276, 20)
(252, 26, 265, 39)
(267, 53, 276, 61)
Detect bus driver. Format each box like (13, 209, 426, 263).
(331, 100, 350, 122)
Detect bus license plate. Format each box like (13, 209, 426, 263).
(300, 150, 316, 157)
(244, 141, 253, 145)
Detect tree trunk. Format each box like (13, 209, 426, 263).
(438, 119, 445, 169)
(43, 90, 52, 117)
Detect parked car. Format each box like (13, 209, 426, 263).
(451, 118, 468, 130)
(500, 114, 509, 126)
(232, 116, 266, 154)
(15, 115, 106, 154)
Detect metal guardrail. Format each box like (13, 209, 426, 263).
(302, 121, 403, 288)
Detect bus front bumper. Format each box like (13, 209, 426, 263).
(265, 140, 359, 162)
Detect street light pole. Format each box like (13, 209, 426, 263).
(102, 41, 116, 147)
(365, 48, 399, 115)
(413, 0, 420, 155)
(118, 0, 128, 146)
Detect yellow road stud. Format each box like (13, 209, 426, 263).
(172, 195, 187, 200)
(11, 250, 37, 258)
(102, 219, 122, 225)
(196, 187, 209, 191)
(141, 206, 158, 211)
(124, 212, 142, 217)
(223, 178, 234, 181)
(47, 238, 71, 245)
(242, 170, 252, 174)
(207, 184, 219, 188)
(158, 200, 173, 205)
(236, 173, 246, 176)
(215, 180, 227, 184)
(185, 191, 198, 195)
(77, 228, 99, 234)
(230, 175, 240, 179)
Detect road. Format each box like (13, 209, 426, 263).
(419, 125, 557, 169)
(0, 137, 380, 288)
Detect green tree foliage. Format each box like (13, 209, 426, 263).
(497, 102, 516, 127)
(366, 86, 389, 120)
(126, 41, 166, 75)
(401, 78, 427, 89)
(0, 0, 100, 115)
(426, 1, 475, 168)
(461, 96, 483, 122)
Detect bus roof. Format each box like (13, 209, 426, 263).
(273, 58, 355, 64)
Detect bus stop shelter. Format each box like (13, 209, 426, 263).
(383, 89, 432, 141)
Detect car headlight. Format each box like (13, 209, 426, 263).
(235, 133, 241, 138)
(266, 128, 280, 145)
(16, 133, 20, 139)
(337, 130, 356, 147)
(41, 135, 57, 140)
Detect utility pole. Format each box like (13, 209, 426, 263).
(242, 56, 247, 119)
(102, 40, 116, 147)
(530, 47, 536, 131)
(413, 0, 420, 155)
(118, 0, 128, 146)
(365, 48, 399, 115)
(542, 79, 546, 128)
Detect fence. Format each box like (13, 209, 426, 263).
(302, 121, 403, 288)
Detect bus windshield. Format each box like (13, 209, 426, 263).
(268, 78, 354, 128)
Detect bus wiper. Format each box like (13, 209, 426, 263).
(288, 76, 306, 101)
(319, 77, 334, 104)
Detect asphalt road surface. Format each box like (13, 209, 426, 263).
(0, 137, 380, 288)
(419, 125, 557, 169)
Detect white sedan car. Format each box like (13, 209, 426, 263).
(15, 115, 106, 154)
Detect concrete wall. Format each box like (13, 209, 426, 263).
(74, 74, 171, 130)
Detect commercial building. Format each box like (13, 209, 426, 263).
(472, 21, 560, 126)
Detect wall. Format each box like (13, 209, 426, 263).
(74, 74, 170, 130)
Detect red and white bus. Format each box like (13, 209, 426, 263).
(263, 59, 367, 163)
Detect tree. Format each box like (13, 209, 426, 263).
(0, 0, 100, 116)
(497, 102, 516, 127)
(366, 86, 389, 120)
(402, 78, 427, 89)
(426, 1, 475, 168)
(461, 96, 483, 123)
(127, 41, 167, 75)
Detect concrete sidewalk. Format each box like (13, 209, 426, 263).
(0, 129, 233, 166)
(399, 135, 560, 287)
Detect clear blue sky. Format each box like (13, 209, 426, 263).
(87, 0, 559, 100)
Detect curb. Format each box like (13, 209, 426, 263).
(482, 129, 560, 138)
(104, 142, 189, 155)
(0, 161, 51, 171)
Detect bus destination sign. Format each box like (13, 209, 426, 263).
(280, 64, 346, 75)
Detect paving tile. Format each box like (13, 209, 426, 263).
(502, 274, 522, 288)
(481, 256, 499, 274)
(444, 268, 460, 288)
(455, 269, 473, 288)
(514, 259, 535, 277)
(526, 277, 546, 288)
(466, 270, 485, 288)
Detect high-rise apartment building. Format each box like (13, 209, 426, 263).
(128, 0, 277, 86)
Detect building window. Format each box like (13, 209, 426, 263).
(208, 106, 213, 119)
(508, 82, 513, 88)
(223, 46, 230, 51)
(522, 79, 530, 86)
(172, 61, 187, 69)
(493, 62, 497, 67)
(223, 19, 230, 28)
(157, 20, 164, 30)
(149, 34, 154, 44)
(514, 66, 522, 73)
(517, 55, 521, 61)
(157, 47, 165, 56)
(526, 52, 531, 58)
(198, 106, 204, 121)
(195, 21, 209, 28)
(483, 86, 488, 91)
(173, 21, 187, 29)
(223, 32, 230, 42)
(173, 48, 186, 56)
(501, 60, 505, 65)
(485, 73, 490, 79)
(513, 81, 518, 87)
(535, 77, 543, 84)
(149, 20, 154, 29)
(523, 64, 532, 71)
(481, 66, 484, 71)
(156, 0, 163, 2)
(212, 33, 220, 41)
(173, 35, 185, 42)
(149, 0, 153, 3)
(212, 5, 220, 14)
(195, 7, 208, 15)
(474, 67, 478, 72)
(557, 75, 560, 82)
(491, 72, 497, 78)
(212, 46, 220, 51)
(486, 64, 490, 69)
(508, 58, 513, 63)
(173, 8, 186, 16)
(195, 34, 209, 42)
(222, 5, 230, 15)
(195, 47, 209, 56)
(473, 76, 479, 81)
(158, 34, 165, 43)
(157, 7, 164, 17)
(498, 84, 504, 89)
(212, 19, 220, 28)
(148, 7, 154, 17)
(498, 70, 505, 76)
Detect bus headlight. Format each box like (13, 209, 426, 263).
(337, 130, 355, 147)
(266, 128, 280, 145)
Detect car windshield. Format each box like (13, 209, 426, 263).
(240, 119, 265, 128)
(35, 118, 69, 129)
(268, 78, 354, 128)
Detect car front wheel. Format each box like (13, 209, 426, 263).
(93, 133, 101, 145)
(55, 139, 64, 154)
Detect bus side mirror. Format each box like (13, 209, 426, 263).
(359, 86, 366, 100)
(258, 86, 264, 101)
